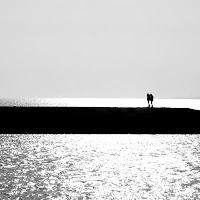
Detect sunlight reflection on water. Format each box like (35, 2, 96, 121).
(0, 134, 200, 200)
(1, 98, 200, 110)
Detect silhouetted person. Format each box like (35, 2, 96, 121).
(150, 94, 154, 107)
(147, 93, 150, 107)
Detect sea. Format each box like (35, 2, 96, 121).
(0, 134, 200, 200)
(0, 99, 200, 199)
(0, 98, 200, 110)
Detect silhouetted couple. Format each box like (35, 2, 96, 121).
(147, 93, 154, 108)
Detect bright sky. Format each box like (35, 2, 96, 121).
(0, 0, 200, 98)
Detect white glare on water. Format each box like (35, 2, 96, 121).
(0, 98, 200, 110)
(0, 134, 200, 200)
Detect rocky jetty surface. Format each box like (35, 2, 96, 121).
(0, 107, 200, 133)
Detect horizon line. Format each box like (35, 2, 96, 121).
(0, 97, 200, 99)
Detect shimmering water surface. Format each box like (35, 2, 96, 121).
(0, 134, 200, 200)
(0, 98, 200, 110)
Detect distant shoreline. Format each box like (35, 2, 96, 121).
(0, 107, 200, 133)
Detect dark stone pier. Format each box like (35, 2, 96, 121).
(0, 107, 200, 134)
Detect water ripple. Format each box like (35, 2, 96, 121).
(0, 134, 200, 200)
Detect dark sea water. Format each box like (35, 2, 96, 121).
(0, 134, 200, 200)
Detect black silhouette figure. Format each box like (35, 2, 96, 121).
(150, 94, 154, 108)
(147, 93, 150, 108)
(147, 93, 154, 108)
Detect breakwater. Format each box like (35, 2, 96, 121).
(0, 107, 200, 133)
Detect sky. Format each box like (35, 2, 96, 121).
(0, 0, 200, 98)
